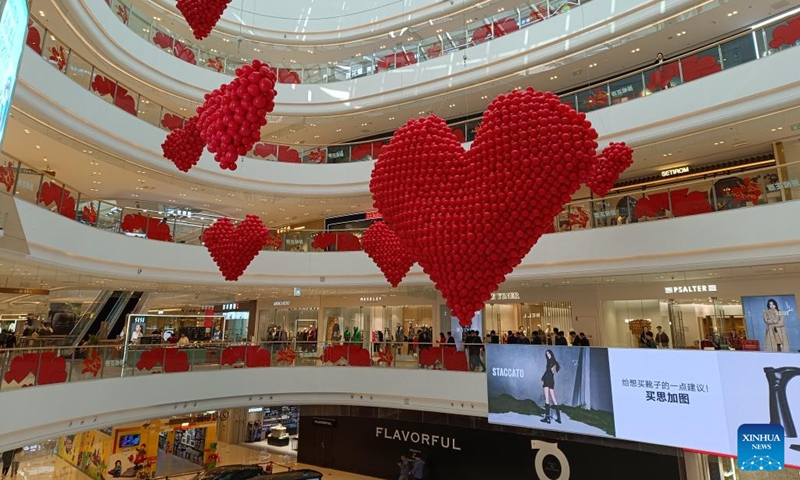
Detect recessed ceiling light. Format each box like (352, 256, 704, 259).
(380, 45, 386, 49)
(662, 153, 672, 157)
(35, 145, 40, 149)
(550, 75, 558, 80)
(480, 95, 488, 100)
(589, 63, 598, 68)
(631, 48, 640, 53)
(389, 117, 395, 120)
(38, 10, 45, 16)
(314, 135, 320, 139)
(23, 129, 29, 134)
(714, 141, 725, 146)
(771, 127, 784, 132)
(449, 104, 455, 108)
(676, 31, 686, 36)
(727, 11, 737, 16)
(336, 129, 342, 132)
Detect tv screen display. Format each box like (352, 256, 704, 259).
(0, 0, 28, 152)
(119, 434, 140, 448)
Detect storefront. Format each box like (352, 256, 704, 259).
(297, 406, 681, 480)
(323, 210, 382, 231)
(216, 406, 300, 456)
(482, 291, 575, 341)
(123, 313, 225, 344)
(255, 297, 321, 354)
(211, 301, 257, 342)
(157, 413, 219, 472)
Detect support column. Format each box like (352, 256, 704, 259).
(682, 451, 709, 480)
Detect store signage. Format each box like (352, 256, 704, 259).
(360, 296, 384, 303)
(660, 166, 690, 178)
(293, 288, 302, 297)
(313, 417, 337, 428)
(132, 316, 146, 323)
(375, 426, 461, 451)
(766, 179, 800, 192)
(248, 407, 264, 413)
(491, 292, 520, 301)
(610, 84, 635, 98)
(274, 301, 291, 307)
(222, 303, 240, 311)
(791, 123, 800, 131)
(593, 209, 618, 220)
(365, 211, 383, 220)
(664, 284, 717, 294)
(166, 208, 192, 218)
(0, 287, 49, 295)
(523, 313, 541, 319)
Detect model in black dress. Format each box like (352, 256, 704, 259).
(540, 349, 561, 424)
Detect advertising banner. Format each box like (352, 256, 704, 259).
(0, 0, 27, 152)
(486, 345, 800, 467)
(486, 345, 614, 437)
(742, 295, 800, 353)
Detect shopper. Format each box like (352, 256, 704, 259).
(438, 332, 446, 346)
(644, 331, 657, 348)
(446, 331, 455, 345)
(4, 331, 16, 349)
(506, 330, 517, 345)
(397, 454, 411, 480)
(578, 332, 590, 347)
(518, 332, 531, 345)
(9, 448, 21, 478)
(531, 331, 542, 345)
(569, 331, 579, 346)
(411, 454, 425, 480)
(177, 334, 190, 346)
(1, 450, 12, 477)
(555, 331, 568, 346)
(489, 330, 500, 344)
(654, 326, 670, 348)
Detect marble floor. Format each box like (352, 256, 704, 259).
(11, 441, 380, 480)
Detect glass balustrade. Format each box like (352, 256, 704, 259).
(24, 10, 800, 165)
(109, 0, 590, 84)
(2, 154, 796, 252)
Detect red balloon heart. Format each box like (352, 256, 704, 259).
(371, 88, 631, 327)
(361, 221, 415, 287)
(161, 117, 205, 172)
(203, 215, 270, 281)
(176, 0, 233, 40)
(586, 142, 634, 197)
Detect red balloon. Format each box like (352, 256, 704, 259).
(176, 0, 233, 40)
(585, 142, 634, 197)
(370, 89, 633, 327)
(361, 221, 415, 287)
(203, 215, 270, 281)
(161, 118, 204, 172)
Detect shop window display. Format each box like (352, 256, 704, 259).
(483, 302, 574, 344)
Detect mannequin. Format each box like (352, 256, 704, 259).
(544, 323, 554, 345)
(710, 327, 722, 350)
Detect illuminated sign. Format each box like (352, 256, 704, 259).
(660, 167, 690, 178)
(491, 292, 520, 301)
(766, 179, 800, 192)
(273, 301, 291, 307)
(664, 284, 717, 294)
(366, 211, 383, 220)
(360, 296, 384, 303)
(222, 303, 240, 311)
(248, 407, 264, 413)
(0, 288, 49, 295)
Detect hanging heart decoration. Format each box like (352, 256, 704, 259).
(361, 221, 415, 287)
(203, 215, 270, 281)
(370, 88, 632, 327)
(585, 142, 634, 197)
(176, 0, 233, 40)
(161, 118, 204, 172)
(161, 60, 277, 172)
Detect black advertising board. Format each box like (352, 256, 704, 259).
(298, 415, 680, 480)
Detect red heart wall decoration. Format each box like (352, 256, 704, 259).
(371, 88, 630, 327)
(586, 142, 634, 197)
(204, 215, 270, 281)
(161, 117, 205, 172)
(196, 60, 277, 171)
(176, 0, 233, 40)
(361, 221, 415, 287)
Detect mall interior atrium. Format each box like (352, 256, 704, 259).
(0, 0, 800, 478)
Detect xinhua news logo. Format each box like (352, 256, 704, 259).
(738, 424, 784, 471)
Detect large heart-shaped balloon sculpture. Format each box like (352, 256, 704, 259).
(361, 221, 415, 287)
(371, 88, 631, 327)
(196, 60, 277, 171)
(176, 0, 233, 40)
(161, 118, 204, 172)
(203, 215, 270, 281)
(586, 142, 634, 197)
(161, 60, 277, 172)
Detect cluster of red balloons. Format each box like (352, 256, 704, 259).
(176, 0, 233, 40)
(196, 60, 277, 171)
(161, 118, 204, 172)
(370, 88, 632, 327)
(361, 221, 415, 287)
(160, 60, 277, 172)
(203, 214, 270, 281)
(586, 142, 634, 197)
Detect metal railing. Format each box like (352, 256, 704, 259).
(5, 152, 798, 250)
(26, 10, 800, 163)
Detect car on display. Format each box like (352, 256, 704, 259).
(251, 470, 324, 480)
(189, 464, 266, 480)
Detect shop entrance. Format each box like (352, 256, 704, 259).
(307, 426, 334, 468)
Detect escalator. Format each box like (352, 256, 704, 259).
(63, 290, 147, 346)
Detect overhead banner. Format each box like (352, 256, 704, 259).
(0, 0, 28, 152)
(486, 344, 800, 468)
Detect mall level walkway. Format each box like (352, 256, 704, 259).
(14, 441, 381, 480)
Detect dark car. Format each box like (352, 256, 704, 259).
(250, 470, 323, 480)
(190, 464, 265, 480)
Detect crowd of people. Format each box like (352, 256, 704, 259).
(0, 319, 54, 349)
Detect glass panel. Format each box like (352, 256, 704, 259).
(608, 74, 644, 106)
(713, 174, 766, 211)
(65, 52, 93, 90)
(643, 60, 683, 95)
(14, 169, 42, 205)
(159, 107, 185, 132)
(137, 97, 161, 127)
(125, 6, 150, 40)
(668, 181, 713, 219)
(591, 197, 621, 227)
(680, 47, 722, 83)
(113, 82, 139, 116)
(576, 86, 609, 113)
(89, 69, 115, 104)
(720, 34, 757, 69)
(26, 20, 45, 57)
(41, 33, 69, 74)
(95, 202, 121, 233)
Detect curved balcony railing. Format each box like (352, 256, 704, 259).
(3, 152, 796, 251)
(110, 0, 590, 82)
(25, 10, 800, 165)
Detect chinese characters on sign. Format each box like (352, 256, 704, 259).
(610, 84, 635, 98)
(593, 209, 618, 220)
(766, 179, 800, 192)
(664, 284, 717, 294)
(622, 379, 710, 405)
